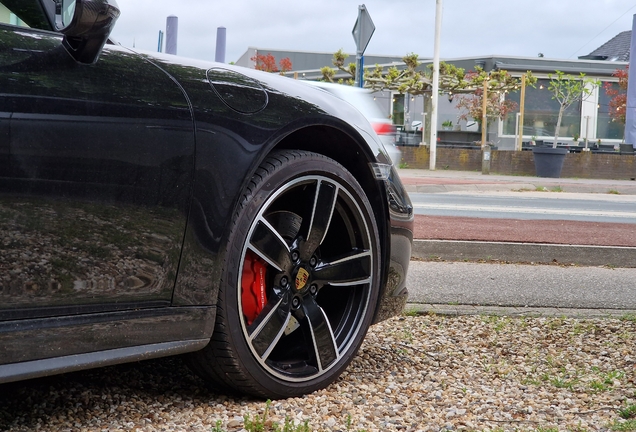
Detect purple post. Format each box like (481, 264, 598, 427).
(165, 15, 178, 55)
(215, 27, 226, 63)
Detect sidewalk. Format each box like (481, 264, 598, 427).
(398, 168, 636, 195)
(405, 260, 636, 318)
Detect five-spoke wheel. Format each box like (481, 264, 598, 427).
(188, 150, 380, 398)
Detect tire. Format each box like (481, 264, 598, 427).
(187, 150, 381, 399)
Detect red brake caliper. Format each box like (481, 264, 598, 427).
(241, 251, 267, 325)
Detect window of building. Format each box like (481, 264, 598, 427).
(503, 78, 582, 139)
(597, 81, 624, 140)
(391, 93, 405, 126)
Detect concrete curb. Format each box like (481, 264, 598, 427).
(412, 239, 636, 268)
(404, 183, 538, 194)
(404, 303, 636, 319)
(403, 183, 636, 195)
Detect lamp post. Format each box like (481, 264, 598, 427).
(481, 80, 488, 147)
(516, 74, 527, 151)
(429, 0, 443, 171)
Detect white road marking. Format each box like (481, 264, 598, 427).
(411, 202, 636, 218)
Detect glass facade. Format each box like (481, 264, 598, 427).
(597, 81, 624, 140)
(503, 79, 582, 139)
(392, 93, 405, 126)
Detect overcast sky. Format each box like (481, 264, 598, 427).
(109, 0, 636, 66)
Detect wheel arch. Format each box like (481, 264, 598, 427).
(271, 124, 391, 317)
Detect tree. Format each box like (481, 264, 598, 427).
(453, 68, 534, 126)
(319, 52, 535, 133)
(455, 88, 518, 126)
(364, 53, 534, 129)
(604, 66, 628, 125)
(278, 57, 293, 74)
(364, 54, 533, 98)
(547, 70, 599, 148)
(364, 54, 467, 95)
(320, 49, 355, 85)
(251, 53, 293, 75)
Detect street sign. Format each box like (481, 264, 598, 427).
(352, 5, 375, 87)
(352, 4, 375, 56)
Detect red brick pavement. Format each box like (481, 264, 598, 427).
(414, 215, 636, 247)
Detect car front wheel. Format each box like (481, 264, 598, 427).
(187, 150, 381, 398)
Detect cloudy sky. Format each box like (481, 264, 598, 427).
(110, 0, 636, 65)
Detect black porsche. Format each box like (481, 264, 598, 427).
(0, 0, 413, 399)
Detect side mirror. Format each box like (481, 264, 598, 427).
(58, 0, 121, 64)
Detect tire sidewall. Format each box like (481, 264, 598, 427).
(221, 152, 381, 398)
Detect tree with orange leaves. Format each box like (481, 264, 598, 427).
(604, 66, 628, 125)
(251, 53, 293, 75)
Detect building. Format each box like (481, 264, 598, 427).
(239, 40, 629, 150)
(235, 47, 405, 72)
(579, 31, 631, 62)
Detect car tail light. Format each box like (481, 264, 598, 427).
(372, 122, 396, 136)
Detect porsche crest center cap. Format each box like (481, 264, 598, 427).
(295, 268, 309, 291)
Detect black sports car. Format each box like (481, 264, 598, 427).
(0, 0, 413, 398)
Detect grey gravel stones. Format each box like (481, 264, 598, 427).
(1, 314, 634, 431)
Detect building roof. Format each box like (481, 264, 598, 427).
(291, 54, 626, 82)
(234, 47, 404, 71)
(579, 30, 631, 62)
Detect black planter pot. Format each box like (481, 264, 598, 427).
(532, 147, 568, 178)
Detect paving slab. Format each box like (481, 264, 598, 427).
(398, 168, 636, 195)
(412, 239, 636, 268)
(405, 260, 636, 318)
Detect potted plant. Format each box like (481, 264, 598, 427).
(532, 71, 599, 177)
(442, 120, 453, 130)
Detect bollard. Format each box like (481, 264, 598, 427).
(482, 144, 491, 175)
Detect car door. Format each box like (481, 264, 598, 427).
(0, 21, 195, 325)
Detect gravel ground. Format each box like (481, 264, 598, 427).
(1, 314, 635, 431)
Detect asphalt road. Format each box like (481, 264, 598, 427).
(409, 191, 636, 223)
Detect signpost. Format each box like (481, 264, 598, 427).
(352, 5, 375, 88)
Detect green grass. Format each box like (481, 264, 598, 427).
(619, 404, 636, 420)
(533, 185, 564, 192)
(608, 189, 621, 195)
(610, 419, 636, 431)
(242, 401, 311, 432)
(211, 401, 370, 432)
(402, 308, 419, 317)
